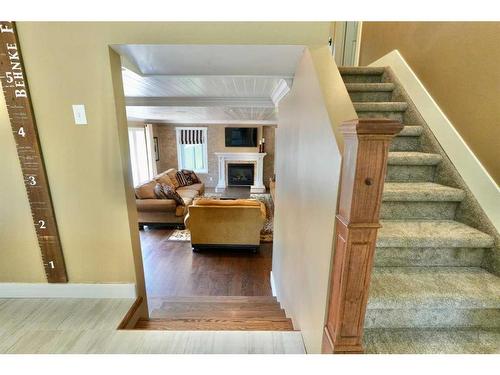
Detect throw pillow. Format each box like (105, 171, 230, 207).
(134, 180, 157, 199)
(154, 183, 185, 206)
(155, 171, 175, 188)
(166, 169, 180, 189)
(175, 171, 190, 187)
(181, 169, 200, 185)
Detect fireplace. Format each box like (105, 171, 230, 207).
(228, 163, 254, 186)
(215, 152, 266, 193)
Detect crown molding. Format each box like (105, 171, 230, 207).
(271, 78, 291, 106)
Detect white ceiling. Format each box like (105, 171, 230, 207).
(122, 69, 289, 98)
(113, 45, 304, 76)
(113, 45, 304, 124)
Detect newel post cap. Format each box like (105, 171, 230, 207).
(340, 118, 403, 136)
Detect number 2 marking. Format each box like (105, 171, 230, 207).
(38, 220, 46, 229)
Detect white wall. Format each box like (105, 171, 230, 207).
(272, 47, 355, 353)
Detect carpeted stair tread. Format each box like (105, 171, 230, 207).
(368, 267, 500, 309)
(353, 102, 408, 112)
(377, 220, 494, 248)
(387, 151, 442, 165)
(364, 328, 500, 354)
(339, 66, 385, 75)
(383, 182, 465, 202)
(398, 125, 423, 137)
(345, 83, 395, 92)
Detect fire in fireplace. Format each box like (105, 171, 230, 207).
(227, 163, 254, 186)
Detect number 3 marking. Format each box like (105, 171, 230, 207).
(27, 176, 36, 185)
(38, 220, 46, 229)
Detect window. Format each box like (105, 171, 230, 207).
(176, 127, 208, 173)
(128, 127, 152, 186)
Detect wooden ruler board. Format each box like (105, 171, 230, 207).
(0, 21, 67, 283)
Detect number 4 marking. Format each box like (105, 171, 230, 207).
(18, 127, 26, 137)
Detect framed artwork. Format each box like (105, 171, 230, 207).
(154, 137, 159, 161)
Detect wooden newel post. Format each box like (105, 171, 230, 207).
(322, 118, 402, 354)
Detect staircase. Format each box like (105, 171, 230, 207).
(339, 67, 500, 353)
(135, 296, 294, 331)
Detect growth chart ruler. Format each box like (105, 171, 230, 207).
(0, 21, 67, 282)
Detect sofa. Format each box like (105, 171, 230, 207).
(184, 198, 266, 252)
(134, 168, 205, 227)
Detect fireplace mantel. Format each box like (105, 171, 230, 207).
(215, 152, 267, 193)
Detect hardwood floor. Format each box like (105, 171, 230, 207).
(140, 227, 273, 298)
(136, 227, 293, 331)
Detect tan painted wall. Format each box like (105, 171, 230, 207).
(0, 84, 46, 282)
(272, 47, 356, 353)
(153, 124, 275, 188)
(0, 22, 330, 283)
(359, 22, 500, 184)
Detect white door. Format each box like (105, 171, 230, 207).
(332, 22, 362, 66)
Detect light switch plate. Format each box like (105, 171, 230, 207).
(72, 104, 87, 125)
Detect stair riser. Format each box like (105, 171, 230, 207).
(365, 308, 500, 329)
(349, 91, 392, 102)
(389, 137, 421, 152)
(341, 74, 383, 83)
(386, 165, 435, 182)
(374, 247, 485, 267)
(380, 201, 458, 220)
(152, 312, 288, 319)
(357, 111, 404, 121)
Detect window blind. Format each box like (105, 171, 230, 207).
(179, 129, 204, 145)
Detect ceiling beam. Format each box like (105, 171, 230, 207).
(125, 96, 275, 108)
(127, 117, 278, 125)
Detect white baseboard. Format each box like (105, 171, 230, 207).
(370, 50, 500, 231)
(0, 283, 137, 298)
(270, 271, 277, 297)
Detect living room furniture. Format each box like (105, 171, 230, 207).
(184, 198, 266, 252)
(219, 186, 251, 200)
(135, 168, 205, 227)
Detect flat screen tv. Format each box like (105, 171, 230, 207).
(225, 127, 258, 147)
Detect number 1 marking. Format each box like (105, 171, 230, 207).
(49, 261, 55, 269)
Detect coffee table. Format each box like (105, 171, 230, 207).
(219, 186, 251, 200)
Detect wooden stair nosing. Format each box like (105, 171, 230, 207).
(150, 296, 278, 304)
(150, 309, 287, 320)
(158, 301, 285, 312)
(135, 317, 295, 331)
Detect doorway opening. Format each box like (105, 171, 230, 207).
(113, 44, 304, 330)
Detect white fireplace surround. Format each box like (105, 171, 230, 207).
(215, 152, 267, 193)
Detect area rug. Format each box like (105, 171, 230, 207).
(167, 229, 191, 241)
(167, 193, 274, 243)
